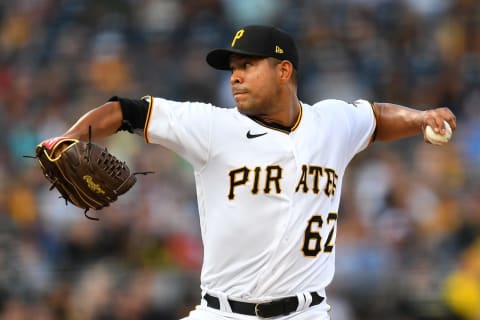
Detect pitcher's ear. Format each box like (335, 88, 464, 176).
(277, 60, 294, 83)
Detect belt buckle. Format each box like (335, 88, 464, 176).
(254, 301, 273, 318)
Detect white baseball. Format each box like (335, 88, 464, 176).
(424, 120, 452, 145)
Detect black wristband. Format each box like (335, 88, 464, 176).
(109, 96, 149, 133)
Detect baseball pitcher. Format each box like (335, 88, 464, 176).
(37, 25, 456, 319)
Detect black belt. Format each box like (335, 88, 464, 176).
(204, 292, 324, 318)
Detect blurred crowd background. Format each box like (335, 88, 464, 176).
(1, 0, 480, 319)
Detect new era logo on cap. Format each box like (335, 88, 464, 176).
(206, 25, 299, 70)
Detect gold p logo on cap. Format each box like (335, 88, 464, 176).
(231, 29, 245, 47)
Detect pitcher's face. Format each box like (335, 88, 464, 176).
(229, 55, 282, 116)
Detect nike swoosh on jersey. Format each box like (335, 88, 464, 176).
(246, 130, 268, 139)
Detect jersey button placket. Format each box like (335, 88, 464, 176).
(254, 135, 295, 289)
(282, 136, 297, 244)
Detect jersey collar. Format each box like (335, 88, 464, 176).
(247, 103, 303, 134)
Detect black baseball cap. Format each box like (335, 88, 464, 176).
(206, 25, 299, 70)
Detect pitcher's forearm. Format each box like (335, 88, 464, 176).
(63, 102, 123, 141)
(373, 102, 456, 142)
(373, 103, 423, 141)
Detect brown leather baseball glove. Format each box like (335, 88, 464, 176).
(35, 137, 137, 219)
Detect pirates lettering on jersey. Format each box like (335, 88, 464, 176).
(227, 164, 339, 200)
(228, 165, 282, 200)
(295, 165, 322, 194)
(295, 165, 338, 197)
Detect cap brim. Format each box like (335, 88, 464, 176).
(206, 48, 269, 70)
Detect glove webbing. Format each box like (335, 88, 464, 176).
(82, 126, 154, 221)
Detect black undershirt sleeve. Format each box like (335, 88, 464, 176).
(108, 96, 149, 133)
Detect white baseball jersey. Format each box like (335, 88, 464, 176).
(143, 96, 375, 302)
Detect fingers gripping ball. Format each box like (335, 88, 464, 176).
(36, 138, 137, 217)
(424, 121, 452, 145)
